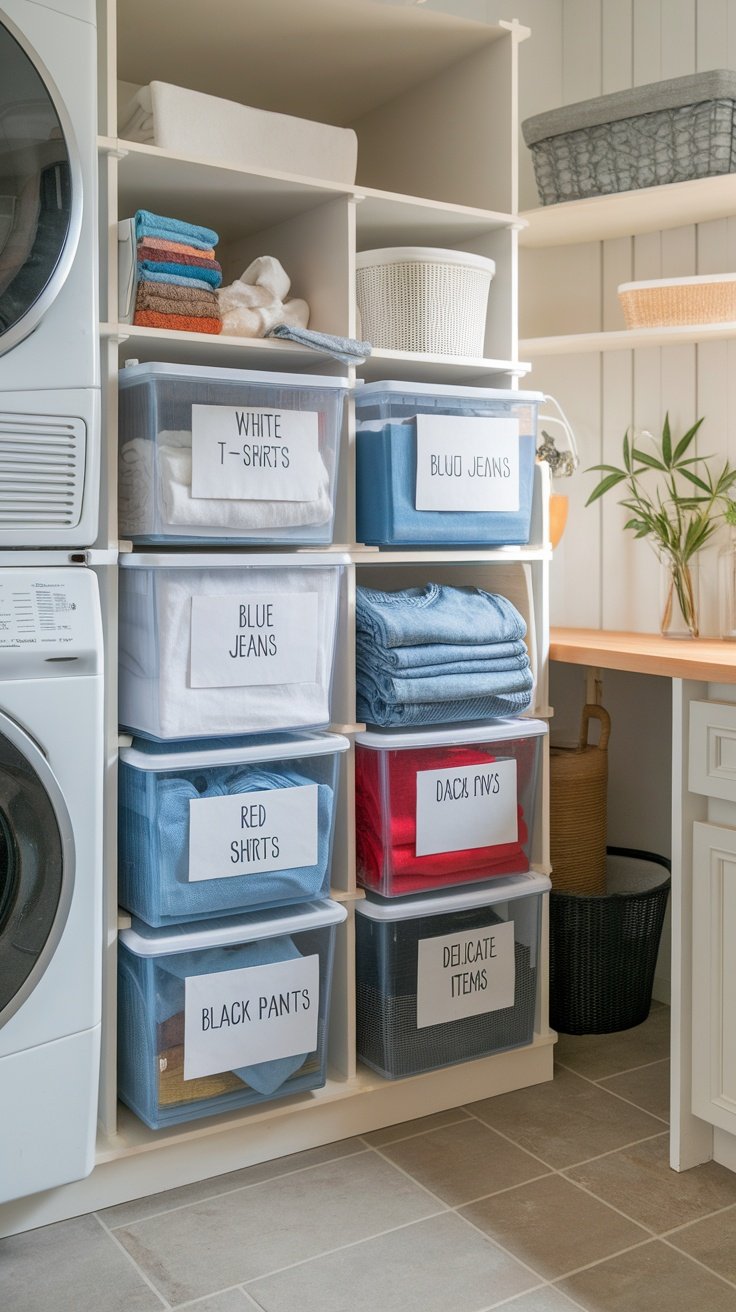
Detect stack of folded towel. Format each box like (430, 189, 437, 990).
(133, 209, 223, 335)
(355, 584, 534, 727)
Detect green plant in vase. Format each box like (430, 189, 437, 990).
(586, 415, 736, 638)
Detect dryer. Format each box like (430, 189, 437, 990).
(0, 565, 103, 1203)
(0, 0, 99, 547)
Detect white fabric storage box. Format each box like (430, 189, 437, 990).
(119, 81, 359, 185)
(119, 733, 349, 926)
(118, 899, 347, 1129)
(118, 363, 348, 545)
(118, 553, 346, 741)
(356, 874, 550, 1080)
(355, 720, 546, 898)
(356, 248, 495, 357)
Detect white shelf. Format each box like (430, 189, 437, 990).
(522, 321, 736, 356)
(358, 348, 530, 384)
(519, 174, 736, 249)
(356, 187, 519, 247)
(352, 546, 551, 564)
(101, 322, 346, 372)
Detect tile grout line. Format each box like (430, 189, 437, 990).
(660, 1198, 736, 1239)
(464, 1100, 667, 1173)
(560, 1129, 668, 1172)
(452, 1169, 554, 1210)
(461, 1105, 567, 1171)
(172, 1280, 260, 1310)
(362, 1112, 470, 1149)
(596, 1055, 670, 1081)
(659, 1235, 736, 1293)
(548, 1236, 657, 1286)
(92, 1211, 172, 1310)
(552, 1060, 670, 1125)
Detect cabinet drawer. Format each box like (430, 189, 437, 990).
(692, 821, 736, 1133)
(689, 701, 736, 802)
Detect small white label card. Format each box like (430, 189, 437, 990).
(415, 758, 518, 858)
(184, 954, 320, 1080)
(188, 784, 319, 882)
(189, 593, 319, 688)
(415, 414, 520, 513)
(191, 404, 321, 502)
(416, 920, 515, 1028)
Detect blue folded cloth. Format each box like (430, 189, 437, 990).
(267, 323, 371, 364)
(135, 209, 219, 251)
(357, 687, 533, 727)
(138, 268, 217, 293)
(356, 584, 526, 649)
(356, 634, 530, 674)
(138, 258, 222, 288)
(358, 662, 534, 707)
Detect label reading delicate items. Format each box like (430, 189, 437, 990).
(416, 920, 515, 1028)
(191, 405, 321, 502)
(415, 414, 520, 513)
(188, 785, 319, 881)
(183, 954, 320, 1080)
(189, 593, 318, 688)
(415, 758, 518, 858)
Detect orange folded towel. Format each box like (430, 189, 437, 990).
(137, 236, 216, 260)
(134, 310, 222, 334)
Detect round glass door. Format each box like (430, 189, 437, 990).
(0, 718, 74, 1028)
(0, 17, 81, 355)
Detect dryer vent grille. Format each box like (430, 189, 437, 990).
(0, 414, 86, 527)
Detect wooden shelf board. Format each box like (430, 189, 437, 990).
(522, 322, 736, 356)
(550, 626, 736, 682)
(102, 323, 345, 373)
(358, 348, 530, 384)
(519, 174, 736, 249)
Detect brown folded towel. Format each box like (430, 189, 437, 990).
(137, 292, 219, 318)
(137, 243, 222, 275)
(136, 279, 218, 309)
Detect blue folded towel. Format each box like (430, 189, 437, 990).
(356, 584, 527, 649)
(135, 209, 219, 251)
(138, 258, 222, 288)
(267, 323, 371, 364)
(138, 268, 217, 293)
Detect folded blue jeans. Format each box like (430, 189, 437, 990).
(357, 662, 533, 707)
(355, 635, 530, 671)
(357, 687, 533, 727)
(356, 584, 526, 648)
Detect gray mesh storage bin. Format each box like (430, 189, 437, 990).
(522, 70, 736, 205)
(356, 874, 549, 1080)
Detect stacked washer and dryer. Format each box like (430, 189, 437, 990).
(0, 0, 103, 1204)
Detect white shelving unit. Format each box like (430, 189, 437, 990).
(521, 322, 736, 356)
(0, 0, 553, 1237)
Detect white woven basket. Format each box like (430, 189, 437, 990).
(618, 274, 736, 328)
(356, 247, 495, 356)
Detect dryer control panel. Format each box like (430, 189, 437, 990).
(0, 568, 102, 672)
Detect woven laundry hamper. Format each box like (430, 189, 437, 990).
(618, 274, 736, 328)
(355, 247, 495, 356)
(550, 704, 610, 895)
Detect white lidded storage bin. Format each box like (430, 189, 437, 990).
(119, 733, 350, 926)
(356, 874, 550, 1079)
(118, 552, 346, 740)
(356, 248, 495, 357)
(118, 363, 348, 545)
(118, 899, 347, 1128)
(355, 720, 546, 898)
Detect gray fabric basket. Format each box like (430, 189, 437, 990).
(522, 70, 736, 205)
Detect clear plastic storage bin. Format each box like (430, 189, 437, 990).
(118, 899, 346, 1128)
(354, 382, 543, 546)
(355, 874, 550, 1080)
(118, 553, 345, 741)
(355, 721, 546, 897)
(118, 363, 347, 545)
(119, 733, 349, 926)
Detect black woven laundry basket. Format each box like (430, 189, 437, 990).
(549, 847, 670, 1035)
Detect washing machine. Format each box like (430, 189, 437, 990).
(0, 565, 103, 1203)
(0, 0, 99, 547)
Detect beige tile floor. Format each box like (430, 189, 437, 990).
(5, 1003, 736, 1312)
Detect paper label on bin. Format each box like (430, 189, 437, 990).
(416, 920, 515, 1028)
(183, 953, 320, 1080)
(415, 415, 520, 513)
(415, 758, 518, 857)
(189, 593, 318, 687)
(190, 405, 321, 502)
(188, 785, 319, 881)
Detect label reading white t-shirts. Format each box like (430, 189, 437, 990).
(189, 593, 318, 688)
(415, 414, 520, 513)
(188, 784, 319, 881)
(183, 953, 319, 1080)
(415, 758, 518, 858)
(416, 920, 515, 1028)
(190, 404, 321, 502)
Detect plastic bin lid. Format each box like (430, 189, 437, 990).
(355, 719, 547, 750)
(119, 551, 350, 569)
(120, 730, 350, 771)
(120, 898, 348, 955)
(355, 380, 544, 404)
(355, 872, 551, 922)
(119, 361, 350, 390)
(356, 247, 495, 272)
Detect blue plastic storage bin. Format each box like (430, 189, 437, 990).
(355, 382, 543, 547)
(355, 873, 550, 1079)
(118, 363, 348, 545)
(118, 899, 346, 1128)
(119, 733, 350, 927)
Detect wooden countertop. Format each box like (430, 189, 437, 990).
(550, 627, 736, 682)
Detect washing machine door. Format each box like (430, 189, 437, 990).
(0, 711, 75, 1029)
(0, 13, 82, 358)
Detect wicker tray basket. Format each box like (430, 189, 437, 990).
(550, 704, 610, 895)
(618, 274, 736, 328)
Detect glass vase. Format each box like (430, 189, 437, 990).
(718, 529, 736, 640)
(659, 556, 700, 639)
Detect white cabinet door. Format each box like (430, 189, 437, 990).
(689, 701, 736, 803)
(692, 821, 736, 1134)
